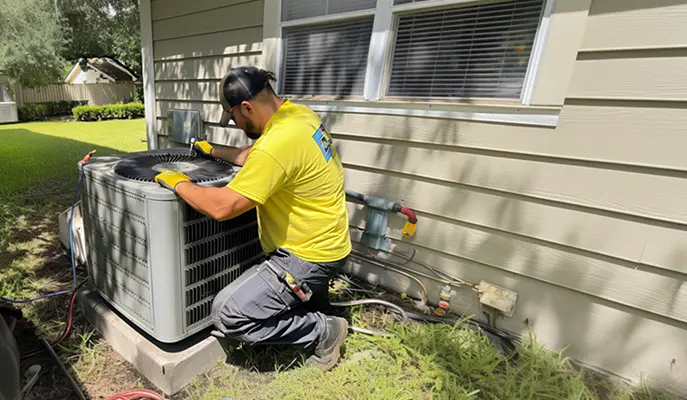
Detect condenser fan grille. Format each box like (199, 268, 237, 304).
(114, 153, 234, 183)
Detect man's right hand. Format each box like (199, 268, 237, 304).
(194, 140, 214, 158)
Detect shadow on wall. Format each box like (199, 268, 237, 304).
(332, 109, 687, 394)
(312, 0, 687, 393)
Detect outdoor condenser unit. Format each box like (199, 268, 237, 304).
(79, 148, 263, 343)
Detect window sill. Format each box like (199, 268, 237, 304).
(293, 98, 562, 128)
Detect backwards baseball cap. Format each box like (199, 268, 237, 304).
(218, 66, 273, 127)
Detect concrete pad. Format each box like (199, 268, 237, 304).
(77, 286, 228, 396)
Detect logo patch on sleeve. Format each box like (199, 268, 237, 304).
(312, 124, 334, 162)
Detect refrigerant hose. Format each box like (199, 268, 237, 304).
(330, 298, 410, 337)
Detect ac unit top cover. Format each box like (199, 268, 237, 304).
(80, 148, 239, 200)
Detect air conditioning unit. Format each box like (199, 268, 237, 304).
(0, 83, 18, 124)
(79, 148, 263, 343)
(0, 102, 18, 124)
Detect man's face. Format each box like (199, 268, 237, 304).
(231, 103, 261, 140)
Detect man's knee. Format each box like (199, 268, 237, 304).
(210, 284, 239, 331)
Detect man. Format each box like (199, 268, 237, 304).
(153, 66, 351, 371)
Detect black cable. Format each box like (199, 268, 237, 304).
(42, 337, 87, 400)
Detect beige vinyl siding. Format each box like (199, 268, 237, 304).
(336, 139, 687, 273)
(157, 98, 687, 171)
(151, 0, 254, 21)
(568, 50, 687, 101)
(147, 0, 687, 393)
(335, 0, 687, 392)
(151, 0, 263, 145)
(579, 0, 687, 51)
(153, 28, 263, 61)
(357, 0, 686, 391)
(152, 1, 264, 41)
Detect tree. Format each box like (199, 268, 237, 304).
(60, 0, 142, 78)
(0, 0, 68, 88)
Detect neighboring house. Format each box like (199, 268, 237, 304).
(64, 57, 138, 84)
(138, 0, 687, 395)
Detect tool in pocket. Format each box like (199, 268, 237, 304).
(265, 260, 313, 302)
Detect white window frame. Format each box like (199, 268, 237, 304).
(261, 0, 583, 128)
(273, 0, 554, 104)
(275, 5, 378, 99)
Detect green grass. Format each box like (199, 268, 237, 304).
(0, 119, 146, 310)
(0, 119, 681, 400)
(0, 119, 147, 197)
(179, 289, 680, 400)
(0, 119, 151, 398)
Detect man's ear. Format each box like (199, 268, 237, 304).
(241, 101, 254, 114)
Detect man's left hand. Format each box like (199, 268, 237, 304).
(155, 170, 191, 192)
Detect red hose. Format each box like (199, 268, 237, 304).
(400, 206, 417, 224)
(20, 288, 79, 360)
(105, 389, 166, 400)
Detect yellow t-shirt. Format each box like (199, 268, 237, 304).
(227, 100, 351, 263)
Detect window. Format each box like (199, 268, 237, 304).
(281, 0, 378, 21)
(278, 0, 376, 97)
(387, 0, 545, 99)
(281, 19, 374, 96)
(276, 0, 548, 102)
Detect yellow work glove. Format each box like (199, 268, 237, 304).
(193, 140, 214, 158)
(155, 170, 191, 192)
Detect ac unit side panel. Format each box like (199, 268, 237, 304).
(89, 246, 153, 326)
(184, 241, 263, 332)
(84, 174, 148, 221)
(146, 198, 186, 343)
(86, 212, 149, 261)
(182, 206, 263, 331)
(81, 170, 155, 332)
(88, 222, 149, 283)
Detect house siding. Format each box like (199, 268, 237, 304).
(151, 0, 264, 148)
(148, 0, 687, 393)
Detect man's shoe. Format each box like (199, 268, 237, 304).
(307, 316, 348, 371)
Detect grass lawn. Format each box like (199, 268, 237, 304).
(0, 119, 679, 400)
(0, 119, 147, 197)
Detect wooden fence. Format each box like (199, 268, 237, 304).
(11, 82, 138, 106)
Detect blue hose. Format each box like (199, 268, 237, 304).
(0, 169, 84, 304)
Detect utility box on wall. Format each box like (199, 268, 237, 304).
(167, 109, 202, 145)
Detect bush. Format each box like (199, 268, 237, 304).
(17, 100, 88, 122)
(72, 102, 145, 121)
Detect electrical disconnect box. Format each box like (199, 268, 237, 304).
(167, 109, 202, 145)
(477, 281, 518, 317)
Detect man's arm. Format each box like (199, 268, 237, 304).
(155, 147, 285, 221)
(211, 144, 253, 166)
(193, 140, 252, 166)
(175, 182, 255, 221)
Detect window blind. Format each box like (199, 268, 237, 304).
(281, 18, 374, 96)
(281, 0, 377, 21)
(387, 0, 545, 99)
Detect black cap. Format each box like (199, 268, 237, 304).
(218, 66, 270, 127)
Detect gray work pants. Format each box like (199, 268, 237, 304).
(210, 248, 347, 349)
